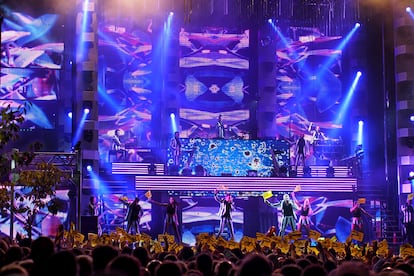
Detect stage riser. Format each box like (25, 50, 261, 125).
(135, 176, 356, 193)
(112, 163, 166, 175)
(112, 162, 351, 178)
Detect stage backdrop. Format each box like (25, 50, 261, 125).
(97, 16, 153, 163)
(167, 138, 290, 176)
(178, 27, 251, 139)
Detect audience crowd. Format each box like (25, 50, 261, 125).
(0, 232, 413, 276)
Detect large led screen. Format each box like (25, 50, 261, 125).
(179, 28, 251, 139)
(1, 3, 63, 132)
(98, 18, 153, 162)
(272, 27, 344, 139)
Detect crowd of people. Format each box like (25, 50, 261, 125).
(1, 230, 414, 276)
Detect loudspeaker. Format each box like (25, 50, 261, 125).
(81, 216, 98, 236)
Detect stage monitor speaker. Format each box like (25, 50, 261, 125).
(81, 216, 98, 236)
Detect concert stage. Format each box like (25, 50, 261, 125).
(95, 162, 360, 243)
(108, 162, 356, 194)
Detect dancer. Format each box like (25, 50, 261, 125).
(350, 200, 372, 232)
(125, 197, 143, 235)
(214, 189, 235, 240)
(291, 192, 313, 235)
(150, 196, 181, 243)
(264, 193, 298, 236)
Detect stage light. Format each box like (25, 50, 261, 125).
(357, 71, 362, 77)
(84, 108, 90, 114)
(409, 171, 414, 178)
(68, 112, 73, 119)
(148, 163, 156, 175)
(169, 11, 174, 16)
(357, 120, 364, 146)
(355, 22, 361, 28)
(410, 115, 414, 122)
(303, 166, 312, 177)
(326, 166, 335, 177)
(268, 18, 272, 23)
(170, 113, 175, 118)
(407, 6, 414, 19)
(86, 165, 92, 172)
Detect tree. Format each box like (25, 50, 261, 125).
(0, 103, 68, 239)
(0, 104, 27, 219)
(17, 162, 67, 239)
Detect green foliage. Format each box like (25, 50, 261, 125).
(0, 103, 69, 238)
(16, 162, 67, 238)
(0, 104, 27, 215)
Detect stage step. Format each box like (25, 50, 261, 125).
(134, 175, 357, 193)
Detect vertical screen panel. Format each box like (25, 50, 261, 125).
(179, 28, 251, 139)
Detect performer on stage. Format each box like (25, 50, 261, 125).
(310, 125, 326, 144)
(401, 197, 414, 245)
(87, 196, 102, 235)
(88, 196, 100, 216)
(125, 197, 143, 235)
(170, 131, 181, 166)
(214, 189, 235, 240)
(291, 192, 312, 235)
(264, 193, 298, 236)
(112, 129, 126, 160)
(217, 115, 225, 139)
(350, 200, 372, 232)
(294, 134, 307, 171)
(150, 196, 181, 243)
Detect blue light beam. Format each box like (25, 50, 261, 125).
(335, 71, 362, 124)
(317, 23, 361, 78)
(170, 113, 177, 133)
(72, 108, 90, 146)
(357, 120, 364, 146)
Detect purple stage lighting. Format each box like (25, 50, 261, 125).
(267, 19, 272, 23)
(169, 11, 174, 16)
(410, 115, 414, 122)
(86, 165, 92, 172)
(84, 108, 90, 114)
(409, 171, 414, 178)
(355, 22, 361, 28)
(68, 112, 73, 119)
(170, 113, 175, 118)
(407, 7, 414, 20)
(357, 71, 362, 77)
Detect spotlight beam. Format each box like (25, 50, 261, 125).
(317, 23, 360, 78)
(335, 71, 362, 124)
(268, 19, 313, 79)
(72, 110, 89, 146)
(357, 120, 364, 146)
(407, 7, 414, 20)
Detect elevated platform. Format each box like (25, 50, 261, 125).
(134, 175, 356, 193)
